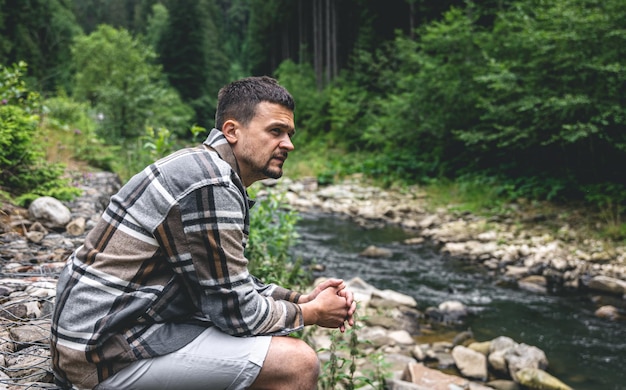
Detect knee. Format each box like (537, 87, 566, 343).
(254, 337, 320, 390)
(296, 341, 320, 375)
(279, 337, 320, 382)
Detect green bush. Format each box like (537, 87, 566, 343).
(43, 94, 118, 171)
(245, 186, 308, 289)
(0, 62, 81, 206)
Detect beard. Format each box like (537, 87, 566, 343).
(239, 148, 287, 181)
(262, 153, 287, 179)
(263, 165, 283, 179)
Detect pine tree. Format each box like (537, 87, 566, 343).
(159, 0, 228, 128)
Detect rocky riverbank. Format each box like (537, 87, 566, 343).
(1, 172, 624, 389)
(274, 176, 626, 318)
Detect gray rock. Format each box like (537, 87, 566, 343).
(452, 345, 488, 380)
(28, 197, 71, 229)
(9, 323, 50, 345)
(402, 362, 469, 390)
(587, 275, 626, 295)
(505, 343, 549, 381)
(360, 245, 393, 258)
(518, 275, 548, 294)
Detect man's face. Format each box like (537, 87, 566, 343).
(231, 101, 295, 186)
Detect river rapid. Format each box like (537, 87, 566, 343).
(291, 211, 626, 390)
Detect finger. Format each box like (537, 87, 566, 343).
(338, 290, 355, 309)
(319, 278, 343, 291)
(348, 299, 357, 315)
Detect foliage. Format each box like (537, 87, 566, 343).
(584, 182, 626, 240)
(245, 186, 309, 289)
(42, 94, 117, 171)
(159, 0, 228, 128)
(0, 62, 80, 206)
(112, 124, 206, 182)
(71, 25, 194, 143)
(318, 312, 389, 390)
(143, 3, 169, 50)
(275, 60, 329, 143)
(0, 0, 82, 92)
(305, 0, 626, 210)
(458, 0, 626, 185)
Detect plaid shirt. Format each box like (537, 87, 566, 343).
(50, 129, 303, 389)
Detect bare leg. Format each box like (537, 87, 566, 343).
(249, 336, 319, 390)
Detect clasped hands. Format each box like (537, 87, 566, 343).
(299, 278, 357, 332)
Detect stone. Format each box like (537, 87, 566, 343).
(469, 382, 497, 390)
(357, 326, 394, 348)
(410, 345, 425, 361)
(488, 349, 509, 375)
(359, 245, 393, 258)
(345, 276, 376, 307)
(4, 345, 53, 383)
(385, 377, 430, 390)
(518, 275, 548, 294)
(467, 341, 490, 355)
(388, 330, 415, 345)
(66, 217, 86, 236)
(402, 362, 468, 390)
(9, 323, 50, 345)
(587, 275, 626, 295)
(515, 367, 573, 390)
(373, 289, 417, 308)
(486, 379, 521, 390)
(436, 300, 468, 324)
(25, 231, 45, 243)
(594, 305, 621, 321)
(451, 345, 488, 381)
(505, 343, 549, 381)
(489, 336, 518, 353)
(384, 353, 418, 372)
(27, 197, 71, 229)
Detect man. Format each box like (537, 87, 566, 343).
(50, 76, 356, 389)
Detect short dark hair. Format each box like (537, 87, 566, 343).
(215, 76, 295, 130)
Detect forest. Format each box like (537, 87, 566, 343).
(1, 0, 625, 236)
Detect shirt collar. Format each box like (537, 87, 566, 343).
(202, 128, 256, 208)
(203, 128, 241, 178)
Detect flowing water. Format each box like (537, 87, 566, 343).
(291, 212, 626, 390)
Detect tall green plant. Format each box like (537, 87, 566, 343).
(245, 187, 308, 289)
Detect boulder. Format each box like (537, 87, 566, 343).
(402, 362, 469, 390)
(451, 345, 488, 380)
(587, 275, 626, 295)
(515, 367, 573, 390)
(505, 343, 548, 381)
(518, 275, 548, 294)
(28, 197, 71, 229)
(594, 305, 622, 321)
(360, 245, 393, 258)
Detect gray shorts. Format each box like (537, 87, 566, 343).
(96, 327, 272, 390)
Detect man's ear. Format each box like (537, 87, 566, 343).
(221, 120, 239, 145)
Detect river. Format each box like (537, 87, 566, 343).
(291, 212, 626, 390)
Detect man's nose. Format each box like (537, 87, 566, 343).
(280, 135, 295, 151)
